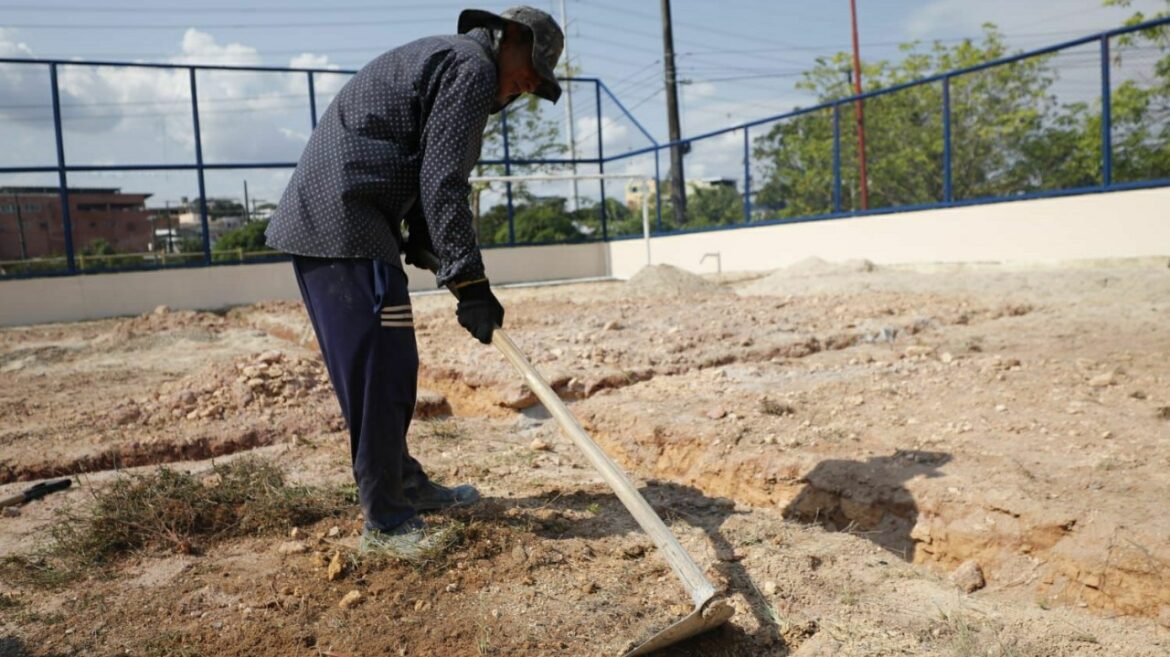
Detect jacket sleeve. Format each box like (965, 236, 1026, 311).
(418, 54, 495, 286)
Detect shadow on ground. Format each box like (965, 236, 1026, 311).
(782, 449, 952, 561)
(459, 481, 792, 656)
(0, 636, 67, 657)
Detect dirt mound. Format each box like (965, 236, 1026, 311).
(737, 257, 877, 296)
(104, 349, 331, 427)
(625, 264, 722, 296)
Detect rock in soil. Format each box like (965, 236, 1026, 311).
(338, 590, 363, 609)
(327, 551, 345, 581)
(277, 541, 308, 555)
(950, 559, 986, 593)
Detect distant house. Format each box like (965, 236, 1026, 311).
(0, 186, 152, 260)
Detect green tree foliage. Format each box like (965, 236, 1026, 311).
(686, 185, 745, 227)
(472, 91, 567, 238)
(753, 28, 1072, 215)
(1104, 0, 1170, 182)
(178, 237, 204, 254)
(214, 220, 270, 253)
(80, 238, 115, 256)
(752, 19, 1169, 215)
(478, 192, 616, 244)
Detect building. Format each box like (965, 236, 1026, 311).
(624, 179, 658, 212)
(0, 186, 153, 261)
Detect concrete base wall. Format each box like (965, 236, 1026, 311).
(608, 187, 1170, 278)
(2, 188, 1167, 326)
(0, 242, 607, 326)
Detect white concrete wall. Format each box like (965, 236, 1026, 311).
(3, 187, 1167, 326)
(608, 187, 1170, 278)
(0, 242, 607, 326)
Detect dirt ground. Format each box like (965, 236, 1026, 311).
(2, 256, 1169, 656)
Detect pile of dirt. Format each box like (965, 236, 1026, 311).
(98, 305, 229, 342)
(784, 256, 877, 276)
(105, 349, 330, 426)
(625, 264, 722, 297)
(737, 257, 878, 296)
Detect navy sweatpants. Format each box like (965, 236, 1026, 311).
(292, 255, 427, 531)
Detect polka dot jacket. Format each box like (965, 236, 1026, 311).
(266, 29, 498, 286)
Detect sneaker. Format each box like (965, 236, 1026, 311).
(405, 480, 480, 512)
(358, 517, 458, 561)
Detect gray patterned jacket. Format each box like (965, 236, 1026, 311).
(266, 29, 498, 285)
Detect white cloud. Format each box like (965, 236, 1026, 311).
(174, 29, 262, 67)
(575, 114, 632, 154)
(0, 27, 33, 58)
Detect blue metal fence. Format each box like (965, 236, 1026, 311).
(0, 15, 1167, 279)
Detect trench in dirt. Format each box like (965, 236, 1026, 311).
(581, 419, 1170, 621)
(9, 312, 1164, 625)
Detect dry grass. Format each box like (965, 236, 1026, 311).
(760, 398, 796, 417)
(0, 458, 349, 589)
(54, 457, 350, 564)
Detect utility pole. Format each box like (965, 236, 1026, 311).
(849, 0, 869, 211)
(243, 180, 251, 222)
(559, 0, 580, 212)
(165, 200, 174, 253)
(660, 0, 687, 225)
(12, 192, 28, 260)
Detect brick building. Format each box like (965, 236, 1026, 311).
(0, 187, 154, 261)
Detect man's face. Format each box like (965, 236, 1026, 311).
(496, 24, 541, 108)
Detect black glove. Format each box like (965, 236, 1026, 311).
(456, 280, 504, 345)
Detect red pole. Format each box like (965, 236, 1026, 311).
(849, 0, 869, 210)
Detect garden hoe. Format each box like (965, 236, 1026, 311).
(410, 247, 734, 656)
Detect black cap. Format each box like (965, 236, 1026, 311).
(458, 6, 564, 103)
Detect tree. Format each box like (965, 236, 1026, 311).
(214, 219, 269, 253)
(1103, 0, 1170, 183)
(471, 65, 575, 244)
(686, 185, 744, 227)
(752, 28, 1066, 215)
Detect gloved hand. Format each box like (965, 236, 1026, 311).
(456, 280, 504, 344)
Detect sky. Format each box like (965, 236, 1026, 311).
(0, 0, 1164, 209)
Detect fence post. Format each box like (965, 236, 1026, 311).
(501, 110, 515, 245)
(49, 64, 76, 274)
(832, 104, 842, 213)
(654, 149, 663, 231)
(942, 75, 953, 203)
(742, 127, 751, 223)
(307, 71, 318, 130)
(596, 81, 608, 241)
(1100, 35, 1112, 187)
(189, 68, 212, 265)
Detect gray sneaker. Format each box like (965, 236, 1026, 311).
(358, 517, 458, 561)
(405, 480, 480, 512)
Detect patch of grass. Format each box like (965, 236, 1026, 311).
(586, 502, 602, 516)
(143, 631, 202, 657)
(0, 555, 75, 590)
(476, 623, 497, 655)
(420, 419, 466, 440)
(930, 609, 1023, 657)
(1095, 457, 1121, 472)
(760, 398, 795, 417)
(0, 592, 22, 610)
(53, 457, 349, 565)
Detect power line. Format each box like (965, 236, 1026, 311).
(0, 1, 468, 12)
(1, 17, 448, 30)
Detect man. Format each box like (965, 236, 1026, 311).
(265, 7, 564, 559)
